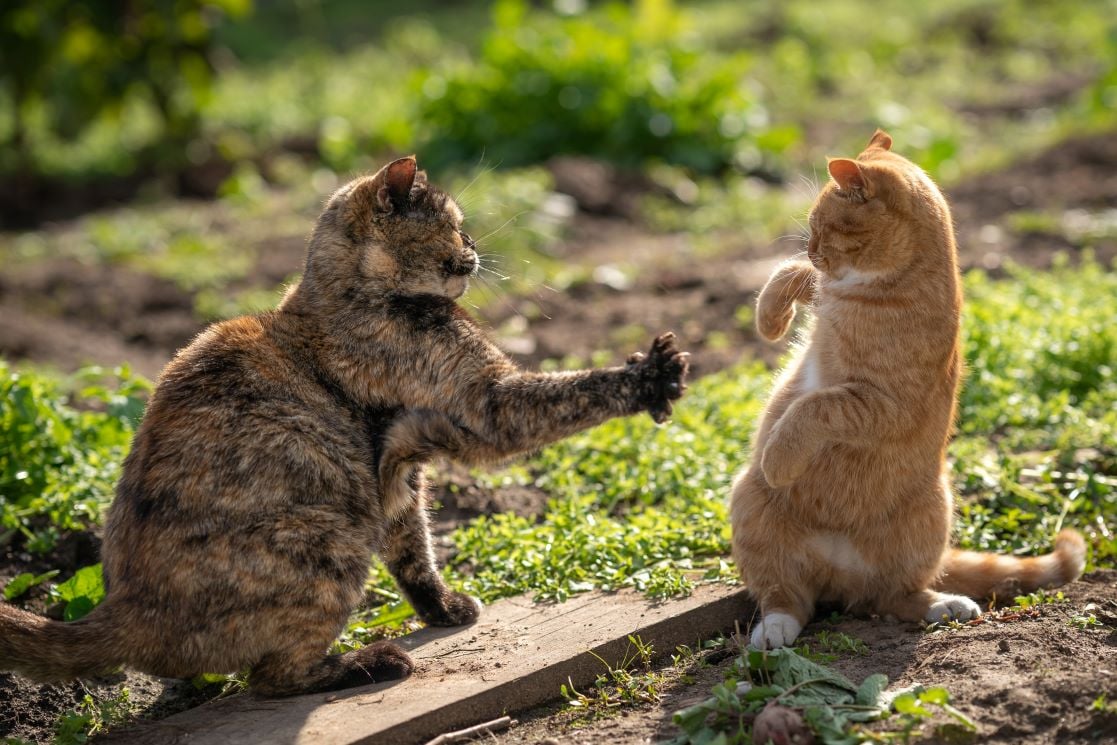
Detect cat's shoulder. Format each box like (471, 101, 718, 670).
(160, 311, 293, 388)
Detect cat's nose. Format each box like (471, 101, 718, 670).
(444, 256, 477, 276)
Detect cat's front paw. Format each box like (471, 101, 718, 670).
(421, 591, 483, 627)
(760, 427, 813, 489)
(627, 332, 690, 424)
(756, 303, 795, 342)
(750, 612, 803, 650)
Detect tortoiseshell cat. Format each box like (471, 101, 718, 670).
(0, 157, 690, 695)
(731, 131, 1085, 649)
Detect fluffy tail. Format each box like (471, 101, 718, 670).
(0, 601, 125, 681)
(935, 529, 1087, 599)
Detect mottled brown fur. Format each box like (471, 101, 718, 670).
(731, 131, 1085, 650)
(0, 157, 689, 695)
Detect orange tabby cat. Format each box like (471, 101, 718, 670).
(730, 130, 1086, 649)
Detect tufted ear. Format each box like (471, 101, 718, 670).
(373, 156, 418, 213)
(827, 157, 866, 194)
(866, 128, 893, 152)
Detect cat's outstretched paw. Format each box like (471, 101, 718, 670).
(924, 593, 981, 624)
(750, 612, 803, 650)
(627, 332, 690, 424)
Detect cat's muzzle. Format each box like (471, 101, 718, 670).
(444, 256, 478, 277)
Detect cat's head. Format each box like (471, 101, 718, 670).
(310, 156, 477, 300)
(807, 130, 951, 281)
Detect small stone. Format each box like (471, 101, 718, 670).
(998, 639, 1010, 653)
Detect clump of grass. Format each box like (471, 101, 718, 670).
(561, 635, 664, 717)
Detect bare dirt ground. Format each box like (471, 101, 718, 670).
(1, 130, 1116, 743)
(487, 571, 1117, 745)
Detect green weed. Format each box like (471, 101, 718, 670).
(0, 363, 147, 552)
(52, 688, 133, 745)
(561, 635, 664, 716)
(1012, 589, 1066, 611)
(798, 630, 869, 664)
(1092, 693, 1117, 715)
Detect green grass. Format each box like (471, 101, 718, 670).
(2, 260, 1115, 643)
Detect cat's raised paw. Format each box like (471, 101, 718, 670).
(629, 332, 691, 424)
(750, 612, 803, 650)
(757, 305, 795, 342)
(760, 428, 813, 489)
(925, 593, 981, 624)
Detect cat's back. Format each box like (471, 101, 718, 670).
(113, 311, 375, 527)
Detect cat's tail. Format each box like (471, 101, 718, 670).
(0, 601, 126, 681)
(934, 528, 1087, 599)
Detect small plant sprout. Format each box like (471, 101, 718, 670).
(561, 635, 664, 716)
(1069, 604, 1101, 629)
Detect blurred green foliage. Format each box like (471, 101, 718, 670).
(0, 0, 250, 175)
(415, 0, 781, 173)
(2, 0, 1114, 185)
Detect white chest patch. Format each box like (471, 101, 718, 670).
(807, 532, 866, 574)
(800, 352, 821, 393)
(830, 268, 884, 289)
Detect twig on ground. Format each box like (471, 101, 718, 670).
(424, 715, 514, 744)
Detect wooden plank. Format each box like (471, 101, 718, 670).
(105, 583, 755, 745)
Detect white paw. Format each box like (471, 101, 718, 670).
(925, 593, 981, 624)
(750, 612, 803, 650)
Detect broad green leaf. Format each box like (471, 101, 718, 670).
(892, 692, 934, 719)
(63, 596, 95, 622)
(3, 570, 59, 600)
(918, 687, 952, 706)
(855, 673, 889, 707)
(55, 564, 105, 605)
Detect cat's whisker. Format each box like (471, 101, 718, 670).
(472, 271, 531, 324)
(472, 210, 531, 246)
(453, 156, 494, 209)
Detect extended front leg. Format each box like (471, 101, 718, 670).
(756, 260, 817, 341)
(480, 332, 691, 447)
(377, 333, 689, 518)
(380, 475, 480, 626)
(761, 382, 902, 488)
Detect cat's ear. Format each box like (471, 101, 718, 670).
(866, 129, 893, 152)
(828, 158, 867, 194)
(373, 156, 418, 213)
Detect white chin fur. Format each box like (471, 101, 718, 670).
(750, 612, 802, 650)
(446, 277, 468, 299)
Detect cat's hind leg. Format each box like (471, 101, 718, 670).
(876, 588, 981, 625)
(731, 469, 817, 649)
(381, 472, 482, 627)
(749, 586, 815, 650)
(249, 641, 413, 696)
